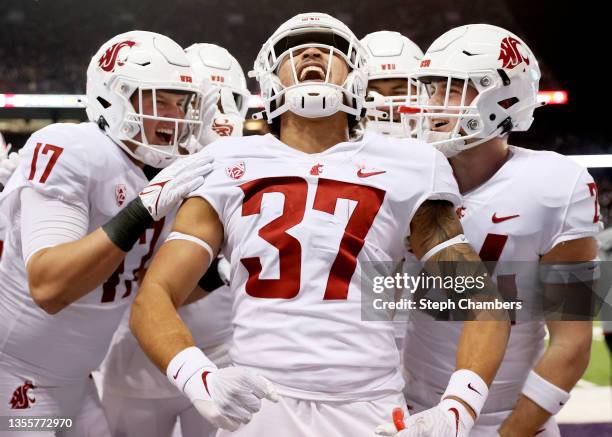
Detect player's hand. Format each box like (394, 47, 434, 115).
(375, 399, 474, 437)
(0, 151, 20, 186)
(139, 151, 213, 220)
(184, 366, 279, 431)
(217, 256, 231, 286)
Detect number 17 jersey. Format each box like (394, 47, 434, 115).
(189, 132, 460, 401)
(0, 122, 169, 386)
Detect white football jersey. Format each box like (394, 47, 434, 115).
(189, 131, 460, 401)
(403, 146, 602, 413)
(0, 122, 171, 386)
(0, 216, 5, 261)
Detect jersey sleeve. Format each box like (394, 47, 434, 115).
(428, 150, 462, 206)
(541, 168, 603, 254)
(18, 125, 90, 211)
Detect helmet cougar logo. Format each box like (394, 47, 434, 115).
(498, 37, 530, 70)
(98, 40, 136, 72)
(9, 380, 37, 409)
(212, 119, 235, 137)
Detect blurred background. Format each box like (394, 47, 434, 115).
(0, 0, 609, 434)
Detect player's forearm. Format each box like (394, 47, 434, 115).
(456, 320, 510, 385)
(436, 243, 511, 384)
(499, 322, 592, 435)
(130, 281, 197, 373)
(27, 228, 125, 314)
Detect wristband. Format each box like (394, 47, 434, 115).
(421, 234, 469, 262)
(521, 370, 570, 415)
(442, 369, 489, 418)
(166, 346, 217, 392)
(102, 197, 153, 251)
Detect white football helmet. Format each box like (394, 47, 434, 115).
(361, 31, 423, 137)
(411, 24, 542, 157)
(0, 132, 10, 160)
(250, 12, 368, 124)
(86, 31, 204, 168)
(185, 43, 249, 140)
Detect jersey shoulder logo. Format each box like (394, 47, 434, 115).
(9, 380, 37, 409)
(226, 162, 246, 180)
(116, 184, 127, 207)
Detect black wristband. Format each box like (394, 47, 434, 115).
(102, 197, 154, 252)
(198, 257, 225, 292)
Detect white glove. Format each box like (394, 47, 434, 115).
(217, 256, 231, 286)
(0, 151, 20, 186)
(139, 151, 213, 220)
(375, 399, 474, 437)
(168, 347, 278, 431)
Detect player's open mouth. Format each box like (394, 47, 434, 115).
(156, 127, 174, 144)
(298, 62, 326, 82)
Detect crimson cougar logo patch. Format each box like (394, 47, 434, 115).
(9, 380, 37, 409)
(98, 40, 136, 72)
(498, 36, 530, 69)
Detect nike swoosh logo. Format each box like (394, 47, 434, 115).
(357, 169, 386, 178)
(448, 407, 460, 437)
(467, 383, 482, 396)
(173, 363, 184, 380)
(139, 180, 170, 214)
(492, 213, 520, 223)
(201, 371, 211, 395)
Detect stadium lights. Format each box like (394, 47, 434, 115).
(537, 90, 568, 105)
(0, 91, 571, 109)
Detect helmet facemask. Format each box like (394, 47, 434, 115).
(365, 77, 421, 138)
(410, 70, 541, 157)
(253, 28, 368, 123)
(113, 80, 204, 167)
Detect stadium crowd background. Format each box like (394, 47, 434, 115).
(0, 0, 609, 222)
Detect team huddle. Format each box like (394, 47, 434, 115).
(0, 11, 601, 437)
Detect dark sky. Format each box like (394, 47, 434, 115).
(0, 0, 604, 149)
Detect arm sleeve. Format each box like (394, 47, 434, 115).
(407, 149, 462, 231)
(428, 150, 462, 205)
(21, 188, 89, 267)
(542, 168, 603, 253)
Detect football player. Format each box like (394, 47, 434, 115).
(130, 13, 511, 436)
(0, 133, 17, 261)
(380, 24, 600, 437)
(0, 132, 19, 190)
(361, 31, 423, 137)
(0, 31, 215, 435)
(100, 43, 249, 437)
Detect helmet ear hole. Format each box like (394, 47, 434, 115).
(97, 97, 111, 109)
(497, 97, 519, 109)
